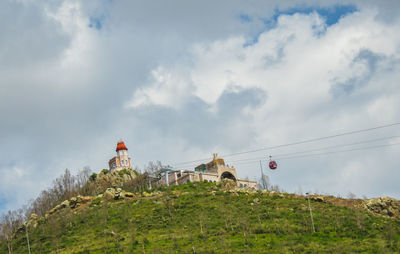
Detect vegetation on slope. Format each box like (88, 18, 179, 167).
(2, 182, 400, 253)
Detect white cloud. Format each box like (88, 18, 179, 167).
(1, 0, 400, 215)
(126, 8, 400, 197)
(128, 66, 194, 108)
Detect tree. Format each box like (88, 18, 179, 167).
(144, 161, 165, 176)
(0, 209, 24, 254)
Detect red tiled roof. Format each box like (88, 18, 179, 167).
(116, 141, 128, 151)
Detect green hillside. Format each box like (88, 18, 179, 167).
(2, 182, 400, 253)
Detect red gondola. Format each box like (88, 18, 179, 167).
(269, 156, 278, 170)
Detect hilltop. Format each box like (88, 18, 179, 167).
(1, 181, 400, 253)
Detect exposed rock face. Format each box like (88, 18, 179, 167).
(48, 195, 94, 215)
(103, 188, 118, 200)
(93, 169, 138, 193)
(363, 197, 400, 218)
(103, 187, 135, 200)
(26, 213, 39, 228)
(308, 195, 325, 203)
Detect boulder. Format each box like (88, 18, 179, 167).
(363, 196, 400, 218)
(94, 169, 138, 193)
(124, 191, 135, 198)
(26, 213, 39, 228)
(79, 195, 93, 204)
(142, 192, 152, 197)
(309, 195, 325, 203)
(61, 200, 70, 208)
(49, 204, 61, 215)
(103, 187, 127, 200)
(30, 213, 39, 220)
(68, 195, 93, 208)
(69, 197, 79, 208)
(103, 188, 118, 200)
(48, 200, 70, 215)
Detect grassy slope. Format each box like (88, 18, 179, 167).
(3, 182, 400, 253)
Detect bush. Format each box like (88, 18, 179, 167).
(118, 169, 129, 176)
(89, 173, 97, 181)
(101, 169, 109, 175)
(89, 197, 102, 207)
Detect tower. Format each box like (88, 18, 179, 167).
(108, 140, 132, 172)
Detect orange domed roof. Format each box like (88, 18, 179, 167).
(116, 141, 128, 151)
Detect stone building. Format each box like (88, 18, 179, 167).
(108, 140, 132, 172)
(158, 153, 257, 189)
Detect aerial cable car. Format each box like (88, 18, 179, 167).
(269, 156, 278, 170)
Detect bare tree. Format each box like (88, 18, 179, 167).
(0, 166, 95, 250)
(76, 166, 93, 195)
(0, 209, 25, 254)
(144, 161, 165, 176)
(347, 192, 357, 199)
(270, 184, 281, 192)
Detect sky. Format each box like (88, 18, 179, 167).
(1, 0, 400, 215)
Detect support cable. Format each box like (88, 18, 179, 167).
(169, 122, 400, 167)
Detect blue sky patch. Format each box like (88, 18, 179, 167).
(89, 16, 105, 30)
(242, 4, 358, 47)
(272, 4, 358, 26)
(238, 13, 252, 23)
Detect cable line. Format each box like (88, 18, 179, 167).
(271, 135, 400, 158)
(221, 122, 400, 158)
(170, 122, 400, 166)
(217, 135, 400, 165)
(169, 156, 213, 167)
(276, 142, 400, 161)
(172, 139, 400, 171)
(215, 141, 400, 168)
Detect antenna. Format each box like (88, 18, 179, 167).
(259, 160, 266, 190)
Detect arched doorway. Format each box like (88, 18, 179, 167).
(221, 171, 236, 182)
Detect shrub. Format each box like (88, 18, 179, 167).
(89, 173, 97, 181)
(90, 197, 102, 207)
(101, 169, 109, 175)
(118, 169, 129, 176)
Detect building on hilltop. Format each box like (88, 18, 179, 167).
(157, 153, 257, 189)
(108, 140, 132, 172)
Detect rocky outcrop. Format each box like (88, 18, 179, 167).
(26, 213, 39, 228)
(363, 197, 400, 218)
(92, 169, 138, 193)
(103, 187, 135, 200)
(308, 195, 325, 203)
(48, 195, 94, 215)
(46, 188, 137, 217)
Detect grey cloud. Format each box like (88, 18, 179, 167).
(126, 87, 266, 152)
(0, 1, 70, 69)
(217, 87, 267, 116)
(330, 49, 392, 97)
(1, 0, 400, 214)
